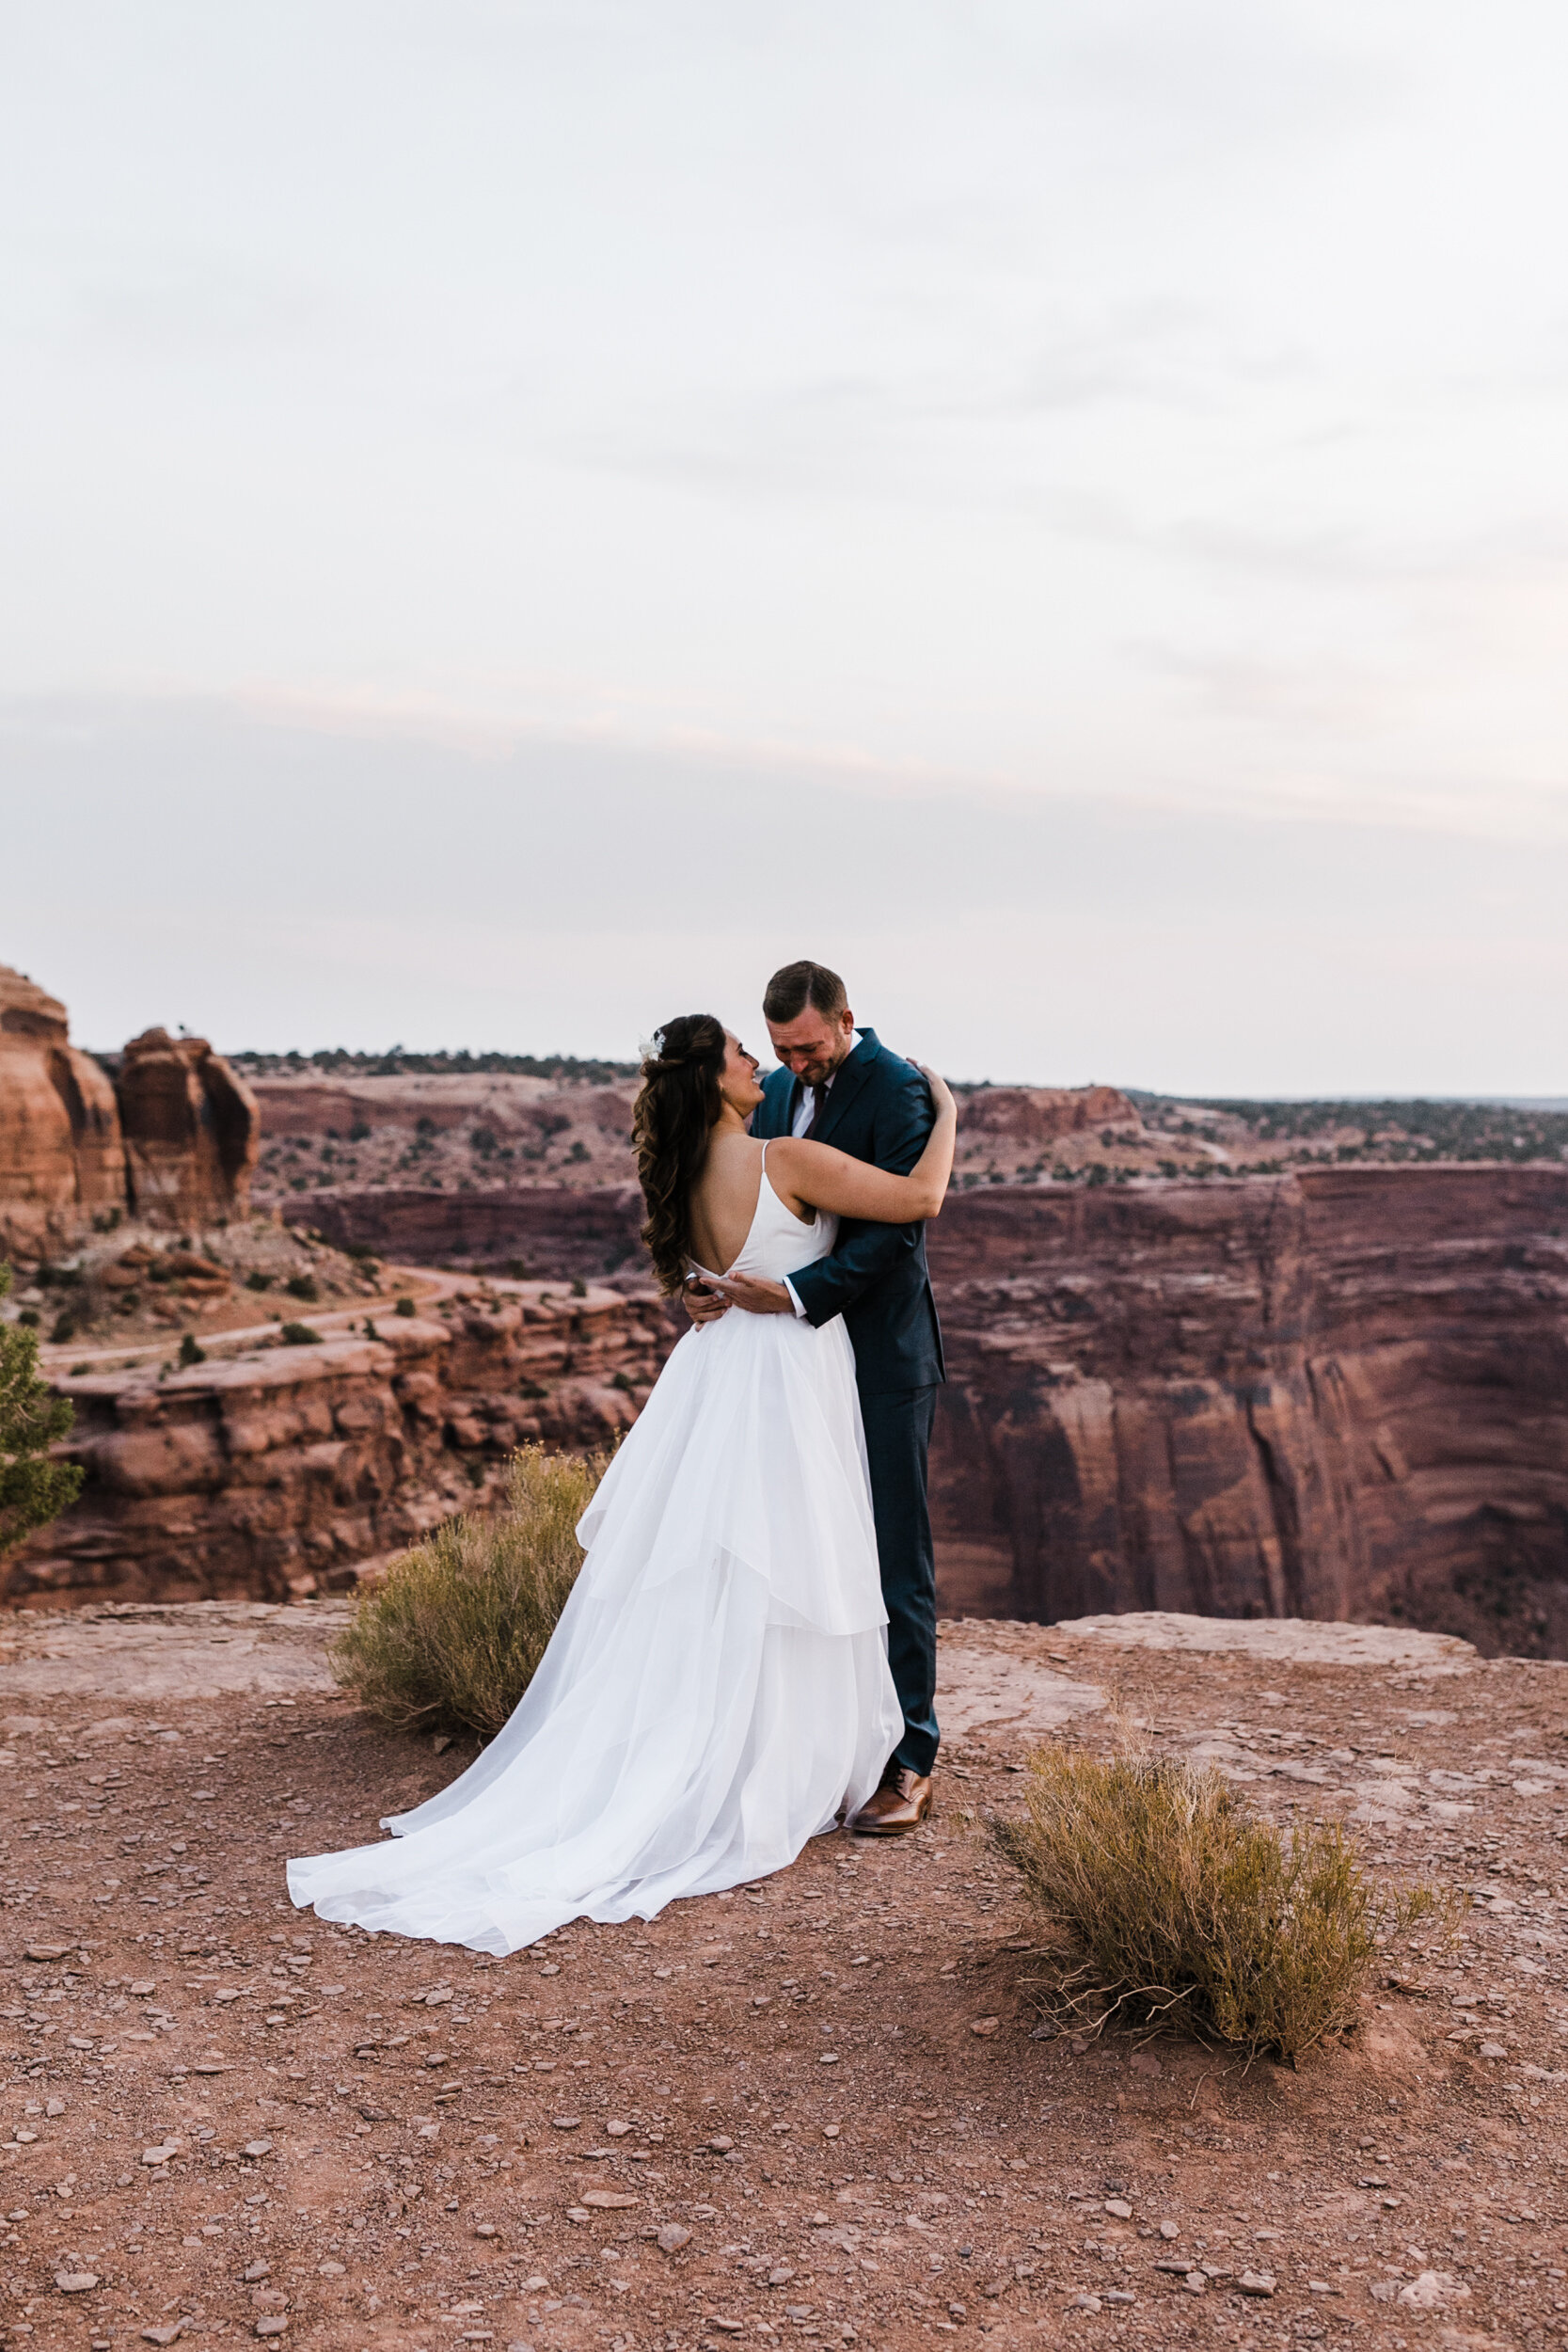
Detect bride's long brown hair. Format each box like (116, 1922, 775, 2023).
(632, 1013, 728, 1294)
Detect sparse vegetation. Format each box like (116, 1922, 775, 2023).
(230, 1047, 639, 1083)
(279, 1321, 322, 1346)
(329, 1443, 608, 1736)
(989, 1748, 1439, 2065)
(1, 1263, 83, 1553)
(177, 1334, 207, 1368)
(286, 1272, 319, 1302)
(393, 1295, 416, 1318)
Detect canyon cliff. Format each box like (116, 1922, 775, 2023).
(277, 1161, 1568, 1658)
(926, 1166, 1568, 1658)
(8, 1283, 670, 1606)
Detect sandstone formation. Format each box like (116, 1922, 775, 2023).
(0, 964, 124, 1255)
(7, 1283, 671, 1606)
(115, 1026, 260, 1225)
(927, 1165, 1568, 1658)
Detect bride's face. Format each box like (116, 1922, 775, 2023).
(719, 1032, 764, 1117)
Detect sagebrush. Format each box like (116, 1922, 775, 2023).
(330, 1443, 608, 1737)
(988, 1748, 1439, 2064)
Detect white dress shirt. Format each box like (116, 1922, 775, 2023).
(782, 1034, 860, 1317)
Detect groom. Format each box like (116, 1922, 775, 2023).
(684, 959, 944, 1833)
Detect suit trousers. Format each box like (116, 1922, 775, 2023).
(859, 1383, 940, 1778)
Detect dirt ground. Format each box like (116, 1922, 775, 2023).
(1, 1609, 1565, 2352)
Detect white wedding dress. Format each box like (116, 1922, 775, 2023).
(287, 1153, 903, 1953)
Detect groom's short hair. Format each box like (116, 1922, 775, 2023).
(764, 960, 848, 1025)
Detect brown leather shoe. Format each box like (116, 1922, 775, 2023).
(848, 1764, 933, 1836)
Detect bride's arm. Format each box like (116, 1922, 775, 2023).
(769, 1067, 957, 1223)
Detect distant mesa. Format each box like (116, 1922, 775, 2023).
(958, 1083, 1140, 1147)
(0, 966, 258, 1252)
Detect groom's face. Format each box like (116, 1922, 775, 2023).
(766, 1005, 855, 1089)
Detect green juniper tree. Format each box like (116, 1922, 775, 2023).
(0, 1263, 83, 1553)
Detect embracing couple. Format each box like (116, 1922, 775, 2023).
(289, 961, 955, 1955)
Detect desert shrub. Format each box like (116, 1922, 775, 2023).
(988, 1749, 1437, 2065)
(245, 1271, 273, 1292)
(279, 1321, 321, 1346)
(178, 1334, 206, 1367)
(393, 1295, 416, 1318)
(1, 1264, 83, 1553)
(286, 1272, 319, 1302)
(329, 1443, 609, 1736)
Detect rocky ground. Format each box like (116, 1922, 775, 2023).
(1, 1609, 1565, 2352)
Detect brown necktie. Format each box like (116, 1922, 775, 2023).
(805, 1082, 831, 1141)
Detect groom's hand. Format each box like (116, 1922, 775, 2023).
(682, 1280, 730, 1327)
(713, 1274, 796, 1315)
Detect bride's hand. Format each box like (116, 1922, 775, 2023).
(917, 1063, 956, 1120)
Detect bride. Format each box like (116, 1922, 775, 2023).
(287, 1013, 958, 1954)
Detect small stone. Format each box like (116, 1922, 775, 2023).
(657, 2224, 691, 2252)
(129, 1979, 156, 1996)
(474, 2221, 498, 2237)
(1158, 2220, 1180, 2240)
(44, 2100, 65, 2118)
(1065, 2293, 1101, 2312)
(822, 2123, 840, 2138)
(1103, 2198, 1132, 2219)
(243, 2264, 271, 2282)
(580, 2190, 639, 2210)
(538, 1962, 561, 1976)
(1369, 2280, 1399, 2303)
(565, 2206, 591, 2223)
(1479, 2041, 1508, 2059)
(521, 2273, 550, 2289)
(768, 2266, 796, 2285)
(24, 1945, 70, 1963)
(255, 2323, 288, 2340)
(707, 2135, 735, 2152)
(140, 2140, 181, 2167)
(1399, 2271, 1466, 2309)
(243, 2139, 274, 2159)
(818, 2052, 839, 2064)
(55, 2271, 100, 2293)
(970, 2016, 1000, 2038)
(1182, 2271, 1207, 2294)
(1236, 2271, 1275, 2296)
(551, 2116, 580, 2131)
(141, 2328, 186, 2347)
(606, 2120, 631, 2136)
(317, 2261, 345, 2276)
(423, 1987, 452, 2006)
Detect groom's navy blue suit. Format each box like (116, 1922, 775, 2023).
(752, 1029, 944, 1778)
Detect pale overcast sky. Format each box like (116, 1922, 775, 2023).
(4, 2, 1567, 1089)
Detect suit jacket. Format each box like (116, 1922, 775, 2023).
(752, 1027, 945, 1395)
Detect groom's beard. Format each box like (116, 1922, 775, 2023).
(790, 1045, 853, 1089)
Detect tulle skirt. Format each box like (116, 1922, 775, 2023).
(287, 1306, 902, 1953)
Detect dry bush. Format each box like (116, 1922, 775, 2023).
(330, 1442, 609, 1737)
(988, 1748, 1439, 2065)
